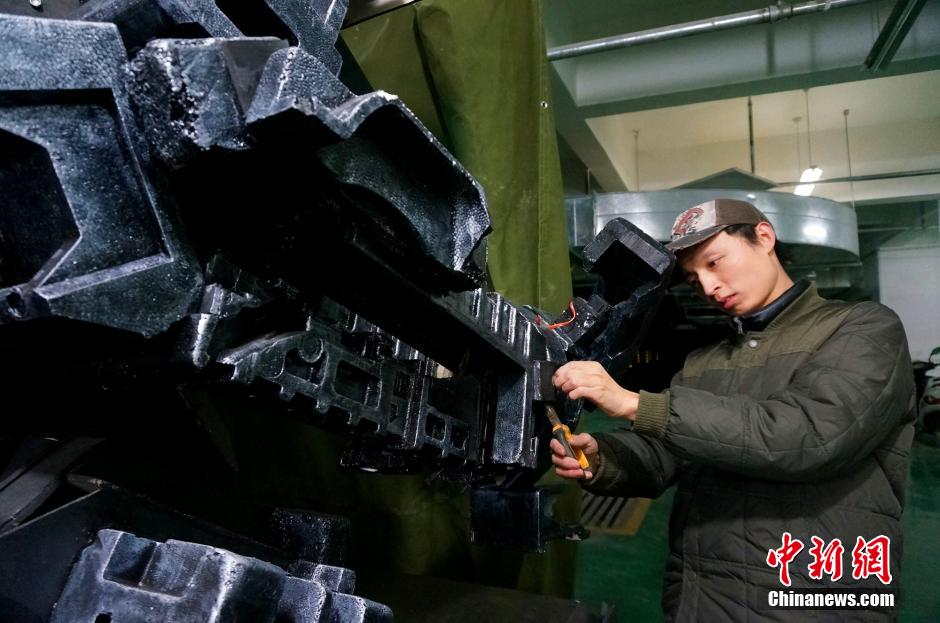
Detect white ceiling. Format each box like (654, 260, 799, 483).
(546, 0, 940, 200)
(589, 71, 940, 148)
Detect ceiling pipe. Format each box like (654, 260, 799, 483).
(859, 225, 939, 233)
(547, 0, 878, 61)
(774, 168, 940, 187)
(863, 0, 928, 71)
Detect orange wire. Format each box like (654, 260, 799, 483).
(545, 299, 577, 330)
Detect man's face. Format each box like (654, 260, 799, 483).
(677, 226, 781, 316)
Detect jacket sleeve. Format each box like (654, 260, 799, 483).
(582, 371, 682, 499)
(582, 429, 679, 498)
(632, 303, 916, 482)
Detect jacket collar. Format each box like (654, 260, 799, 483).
(732, 279, 813, 334)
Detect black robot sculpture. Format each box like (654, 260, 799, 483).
(0, 1, 674, 620)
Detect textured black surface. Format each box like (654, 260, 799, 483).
(0, 4, 674, 616)
(555, 218, 675, 379)
(265, 0, 347, 74)
(50, 529, 286, 622)
(49, 529, 391, 623)
(269, 509, 350, 567)
(0, 14, 203, 337)
(0, 487, 292, 623)
(0, 0, 235, 48)
(126, 37, 289, 165)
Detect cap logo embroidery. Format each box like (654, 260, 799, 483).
(672, 207, 704, 239)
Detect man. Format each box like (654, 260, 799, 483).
(551, 198, 916, 621)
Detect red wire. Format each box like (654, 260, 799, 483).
(545, 299, 577, 330)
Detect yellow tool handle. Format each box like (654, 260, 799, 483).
(552, 423, 590, 469)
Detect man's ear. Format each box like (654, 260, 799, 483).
(755, 221, 776, 252)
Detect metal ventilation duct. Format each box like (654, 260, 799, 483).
(578, 190, 859, 267)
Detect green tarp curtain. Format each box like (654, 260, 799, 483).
(340, 0, 579, 597)
(343, 0, 572, 313)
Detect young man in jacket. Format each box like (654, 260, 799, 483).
(551, 198, 916, 622)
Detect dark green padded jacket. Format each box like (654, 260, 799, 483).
(585, 283, 916, 622)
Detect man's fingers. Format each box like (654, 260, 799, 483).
(569, 385, 602, 402)
(551, 437, 594, 462)
(568, 432, 592, 446)
(554, 466, 592, 480)
(554, 466, 588, 480)
(568, 433, 598, 456)
(551, 452, 580, 470)
(561, 378, 584, 394)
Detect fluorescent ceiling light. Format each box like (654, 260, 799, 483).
(800, 166, 823, 183)
(794, 166, 823, 196)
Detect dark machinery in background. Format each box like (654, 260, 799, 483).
(0, 1, 674, 620)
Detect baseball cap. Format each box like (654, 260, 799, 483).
(666, 198, 769, 253)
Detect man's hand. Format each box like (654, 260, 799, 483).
(552, 361, 639, 420)
(550, 433, 599, 480)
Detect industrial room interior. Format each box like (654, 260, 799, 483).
(343, 1, 940, 618)
(1, 0, 939, 621)
(547, 2, 940, 621)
